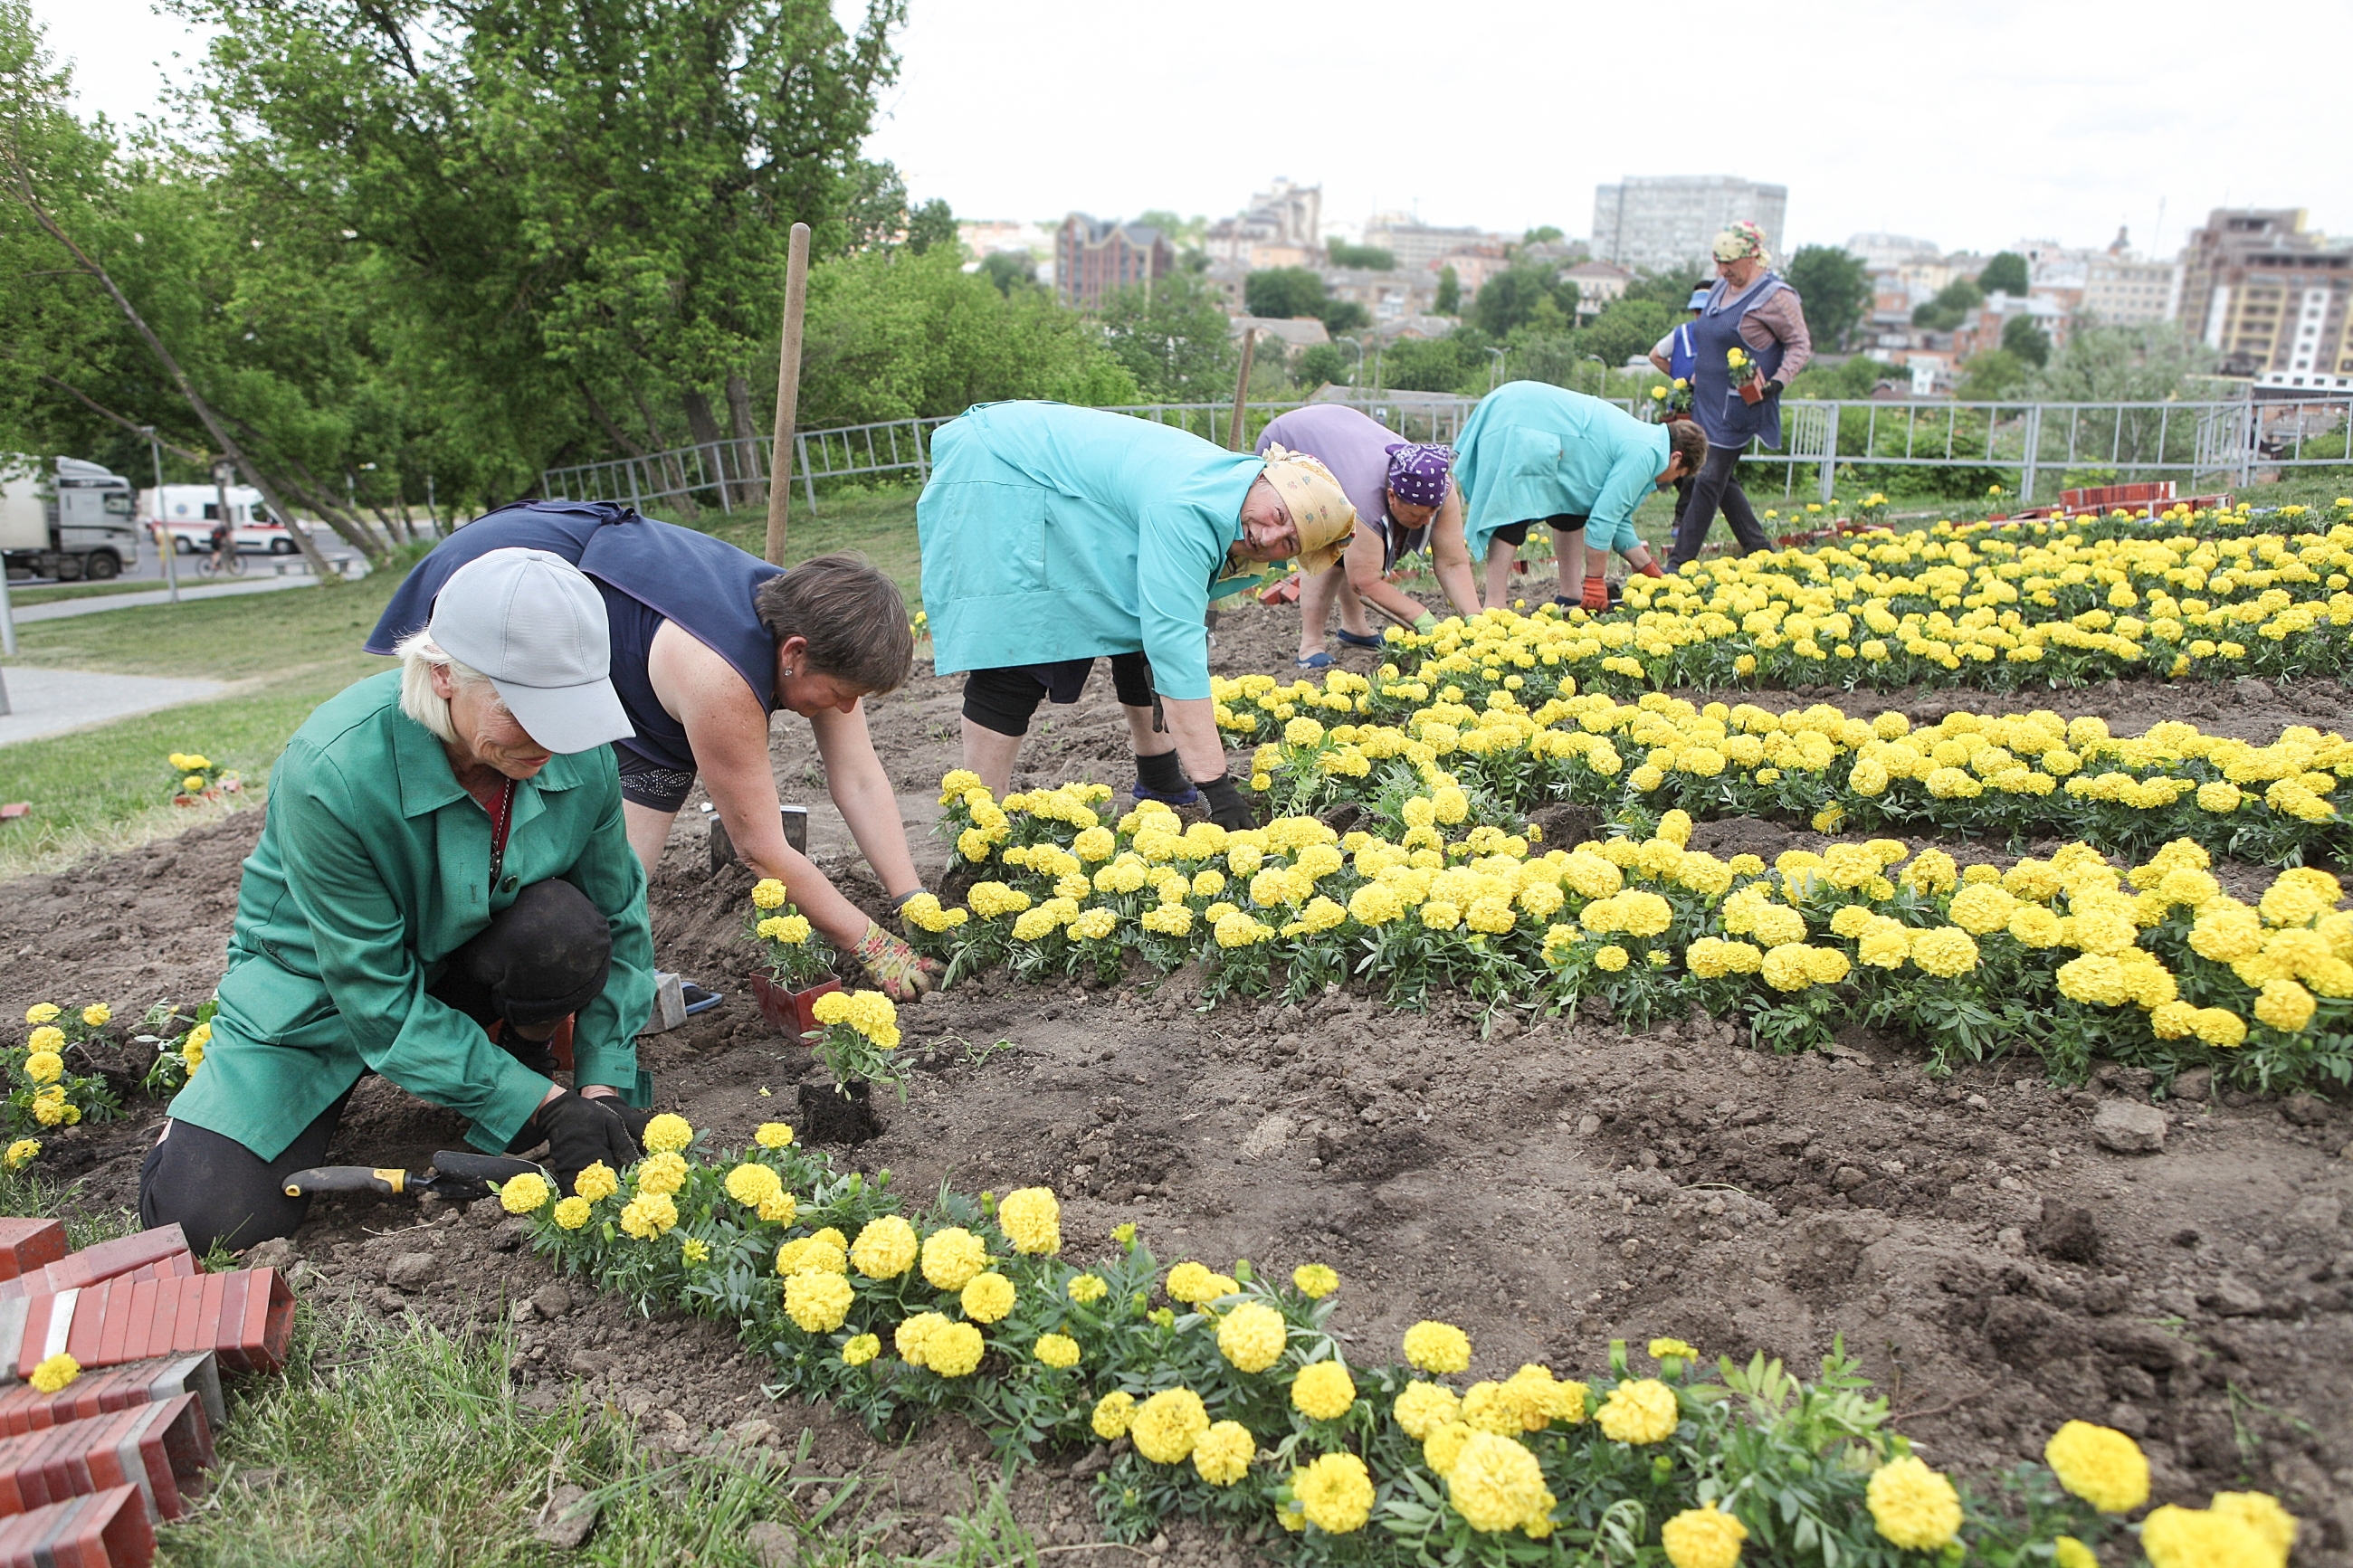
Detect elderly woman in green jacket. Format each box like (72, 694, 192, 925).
(142, 548, 658, 1252)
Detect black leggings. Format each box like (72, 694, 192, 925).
(138, 880, 612, 1254)
(962, 652, 1156, 737)
(1670, 445, 1774, 566)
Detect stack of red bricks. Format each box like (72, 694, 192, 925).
(0, 1218, 293, 1567)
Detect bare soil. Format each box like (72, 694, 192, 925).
(5, 592, 2352, 1559)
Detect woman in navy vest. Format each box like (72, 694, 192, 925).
(1667, 222, 1814, 568)
(370, 501, 940, 1002)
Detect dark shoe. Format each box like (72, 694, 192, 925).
(1133, 778, 1201, 807)
(1333, 628, 1384, 650)
(680, 982, 723, 1016)
(1294, 651, 1335, 670)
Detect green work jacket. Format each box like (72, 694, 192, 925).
(167, 670, 654, 1160)
(1454, 381, 1672, 561)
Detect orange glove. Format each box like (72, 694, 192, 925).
(853, 921, 940, 1001)
(1583, 575, 1611, 613)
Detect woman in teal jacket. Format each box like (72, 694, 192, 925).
(919, 402, 1355, 824)
(1456, 381, 1707, 610)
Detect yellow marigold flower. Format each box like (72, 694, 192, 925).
(920, 1226, 988, 1290)
(1649, 1336, 1699, 1364)
(1034, 1333, 1079, 1369)
(2253, 977, 2316, 1032)
(22, 1051, 62, 1088)
(1594, 944, 1630, 972)
(498, 1173, 552, 1214)
(641, 1113, 695, 1154)
(1865, 1455, 1962, 1551)
(750, 878, 789, 909)
(841, 1332, 881, 1366)
(996, 1186, 1062, 1255)
(80, 1004, 110, 1029)
(1091, 1390, 1136, 1440)
(1216, 1301, 1288, 1373)
(1446, 1430, 1548, 1533)
(960, 1271, 1015, 1324)
(551, 1195, 591, 1231)
(2043, 1421, 2148, 1513)
(1394, 1380, 1462, 1440)
(3, 1139, 38, 1173)
(1190, 1419, 1254, 1487)
(1662, 1502, 1749, 1568)
(1908, 927, 1980, 978)
(1131, 1387, 1210, 1464)
(619, 1192, 678, 1240)
(1291, 1360, 1358, 1421)
(1404, 1319, 1472, 1373)
(924, 1320, 985, 1378)
(28, 1354, 78, 1394)
(895, 1310, 948, 1365)
(2139, 1505, 2279, 1568)
(1166, 1260, 1238, 1306)
(1424, 1417, 1476, 1476)
(2053, 1537, 2098, 1568)
(1293, 1451, 1374, 1534)
(22, 1004, 58, 1025)
(1460, 1381, 1519, 1435)
(1066, 1272, 1108, 1304)
(681, 1237, 710, 1265)
(850, 1215, 919, 1278)
(776, 1234, 848, 1277)
(1596, 1378, 1679, 1444)
(724, 1163, 784, 1211)
(634, 1151, 689, 1196)
(2195, 1006, 2248, 1047)
(24, 1027, 63, 1057)
(2207, 1493, 2298, 1563)
(1291, 1263, 1338, 1298)
(574, 1161, 619, 1202)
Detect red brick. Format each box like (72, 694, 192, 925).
(0, 1485, 155, 1568)
(0, 1395, 207, 1525)
(0, 1224, 65, 1285)
(63, 1291, 104, 1369)
(212, 1276, 247, 1370)
(0, 1356, 221, 1447)
(0, 1228, 192, 1305)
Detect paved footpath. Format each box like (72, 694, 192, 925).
(5, 575, 317, 624)
(0, 666, 228, 747)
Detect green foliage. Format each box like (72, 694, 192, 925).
(1292, 342, 1354, 390)
(2003, 314, 2053, 367)
(1135, 210, 1205, 249)
(1957, 348, 2033, 401)
(1434, 266, 1461, 317)
(1978, 251, 2032, 297)
(1382, 333, 1484, 394)
(1326, 241, 1395, 271)
(1912, 278, 1985, 332)
(799, 246, 1138, 425)
(1784, 356, 1894, 401)
(1096, 271, 1236, 403)
(1783, 245, 1870, 352)
(2032, 322, 2217, 403)
(1472, 264, 1580, 337)
(1622, 271, 1707, 309)
(1577, 299, 1679, 370)
(1243, 267, 1366, 336)
(976, 251, 1040, 295)
(1522, 224, 1566, 245)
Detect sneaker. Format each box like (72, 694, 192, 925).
(1133, 777, 1201, 807)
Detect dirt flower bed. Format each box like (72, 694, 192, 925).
(0, 583, 2348, 1559)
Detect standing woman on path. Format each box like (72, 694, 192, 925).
(369, 502, 939, 1003)
(1453, 381, 1706, 612)
(1253, 404, 1482, 668)
(1667, 221, 1814, 568)
(918, 401, 1356, 819)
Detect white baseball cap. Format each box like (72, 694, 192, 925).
(427, 548, 634, 754)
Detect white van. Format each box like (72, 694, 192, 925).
(144, 482, 301, 555)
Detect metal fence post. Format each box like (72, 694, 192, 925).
(800, 432, 817, 515)
(1816, 404, 1840, 506)
(2019, 404, 2043, 504)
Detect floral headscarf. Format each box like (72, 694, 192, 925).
(1258, 446, 1357, 574)
(1712, 221, 1770, 265)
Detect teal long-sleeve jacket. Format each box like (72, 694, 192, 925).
(167, 670, 654, 1160)
(916, 402, 1267, 700)
(1453, 382, 1672, 561)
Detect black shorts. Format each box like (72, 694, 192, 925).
(1490, 515, 1588, 548)
(615, 746, 698, 813)
(963, 652, 1156, 737)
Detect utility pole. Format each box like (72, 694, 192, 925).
(1227, 329, 1258, 451)
(763, 222, 813, 566)
(143, 426, 178, 604)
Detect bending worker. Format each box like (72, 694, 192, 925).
(918, 400, 1355, 820)
(1253, 404, 1481, 669)
(145, 549, 655, 1251)
(369, 501, 938, 1001)
(1455, 380, 1708, 612)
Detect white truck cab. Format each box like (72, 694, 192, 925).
(1, 456, 140, 581)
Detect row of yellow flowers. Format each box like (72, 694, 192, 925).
(500, 1117, 2297, 1563)
(918, 776, 2353, 1093)
(1210, 672, 2350, 869)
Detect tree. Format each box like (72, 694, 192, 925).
(978, 251, 1040, 295)
(1786, 356, 1894, 400)
(1095, 270, 1234, 403)
(1327, 241, 1394, 271)
(2032, 323, 2216, 403)
(1956, 348, 2031, 401)
(1577, 299, 1678, 370)
(1382, 333, 1482, 394)
(1912, 278, 1985, 333)
(1434, 266, 1461, 316)
(1623, 271, 1706, 308)
(1522, 225, 1565, 245)
(1134, 210, 1205, 250)
(1978, 252, 2030, 297)
(1293, 342, 1351, 389)
(1783, 245, 1869, 352)
(2001, 314, 2052, 367)
(1243, 267, 1326, 320)
(1472, 265, 1579, 337)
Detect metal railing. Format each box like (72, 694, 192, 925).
(542, 393, 2353, 517)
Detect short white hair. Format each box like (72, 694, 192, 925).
(395, 628, 500, 746)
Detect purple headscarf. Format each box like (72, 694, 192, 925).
(1384, 442, 1453, 508)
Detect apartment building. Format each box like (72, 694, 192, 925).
(1054, 214, 1174, 310)
(1591, 176, 1787, 274)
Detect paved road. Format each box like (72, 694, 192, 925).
(0, 665, 227, 747)
(5, 574, 322, 623)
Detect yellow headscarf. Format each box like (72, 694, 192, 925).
(1257, 445, 1357, 575)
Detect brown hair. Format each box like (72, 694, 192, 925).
(1666, 420, 1710, 477)
(753, 552, 914, 696)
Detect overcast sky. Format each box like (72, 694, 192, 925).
(44, 0, 2351, 259)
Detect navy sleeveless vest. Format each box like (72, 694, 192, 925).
(366, 500, 783, 773)
(1692, 273, 1790, 451)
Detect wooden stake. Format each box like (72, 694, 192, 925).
(1226, 328, 1257, 451)
(763, 221, 813, 566)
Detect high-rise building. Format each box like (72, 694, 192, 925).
(1362, 214, 1493, 275)
(1054, 214, 1174, 310)
(1591, 176, 1787, 275)
(2080, 230, 2177, 327)
(2173, 209, 2353, 378)
(1204, 178, 1324, 271)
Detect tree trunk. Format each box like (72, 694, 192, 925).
(725, 372, 768, 509)
(633, 386, 698, 520)
(681, 389, 732, 511)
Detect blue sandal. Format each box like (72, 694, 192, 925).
(1294, 651, 1335, 669)
(1333, 629, 1384, 650)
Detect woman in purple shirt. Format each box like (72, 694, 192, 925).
(1255, 405, 1482, 668)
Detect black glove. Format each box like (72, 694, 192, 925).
(527, 1090, 643, 1194)
(608, 1099, 658, 1145)
(1198, 773, 1255, 832)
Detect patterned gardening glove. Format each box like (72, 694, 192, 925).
(853, 921, 940, 1001)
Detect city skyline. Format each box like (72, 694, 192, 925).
(42, 0, 2353, 260)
